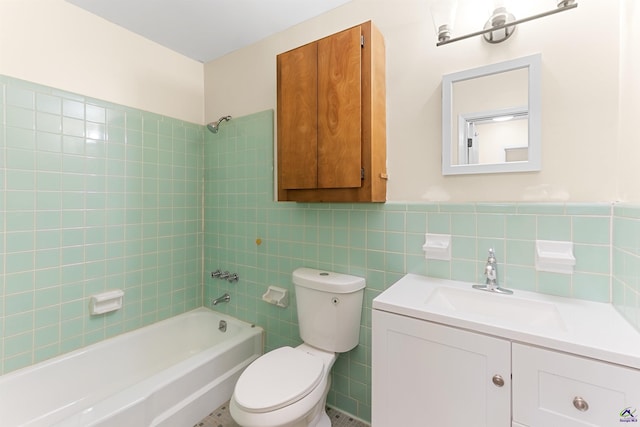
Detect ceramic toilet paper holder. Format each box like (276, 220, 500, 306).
(262, 286, 289, 308)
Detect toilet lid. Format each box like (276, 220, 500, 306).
(234, 346, 325, 413)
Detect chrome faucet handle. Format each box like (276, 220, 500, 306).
(211, 269, 222, 278)
(227, 273, 239, 283)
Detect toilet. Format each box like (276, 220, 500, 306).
(230, 267, 366, 427)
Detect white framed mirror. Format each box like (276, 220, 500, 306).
(442, 54, 541, 175)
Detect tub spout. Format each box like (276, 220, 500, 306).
(212, 293, 231, 306)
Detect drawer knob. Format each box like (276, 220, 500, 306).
(573, 396, 589, 412)
(492, 374, 505, 387)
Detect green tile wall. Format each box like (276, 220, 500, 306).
(613, 204, 640, 331)
(203, 110, 617, 422)
(0, 75, 203, 374)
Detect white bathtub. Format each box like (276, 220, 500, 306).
(0, 308, 263, 427)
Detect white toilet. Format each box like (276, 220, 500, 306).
(230, 267, 366, 427)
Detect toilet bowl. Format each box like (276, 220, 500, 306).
(229, 268, 365, 427)
(230, 344, 336, 427)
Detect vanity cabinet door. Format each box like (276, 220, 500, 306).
(512, 343, 640, 427)
(372, 310, 511, 427)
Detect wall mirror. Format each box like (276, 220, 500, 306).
(442, 54, 541, 175)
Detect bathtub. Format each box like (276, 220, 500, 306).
(0, 308, 263, 427)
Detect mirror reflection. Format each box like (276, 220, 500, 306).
(457, 105, 528, 165)
(442, 54, 541, 175)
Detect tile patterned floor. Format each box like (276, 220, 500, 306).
(195, 401, 370, 427)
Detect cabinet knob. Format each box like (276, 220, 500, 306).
(573, 396, 589, 412)
(492, 374, 505, 387)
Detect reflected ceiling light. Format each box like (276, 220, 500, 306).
(492, 115, 515, 122)
(434, 0, 577, 47)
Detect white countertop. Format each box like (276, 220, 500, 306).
(373, 274, 640, 369)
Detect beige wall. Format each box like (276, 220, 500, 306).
(1, 0, 631, 202)
(204, 0, 625, 203)
(0, 0, 204, 124)
(618, 0, 640, 202)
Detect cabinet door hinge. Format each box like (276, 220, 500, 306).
(361, 168, 365, 180)
(361, 35, 365, 47)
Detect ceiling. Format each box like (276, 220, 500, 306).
(66, 0, 352, 63)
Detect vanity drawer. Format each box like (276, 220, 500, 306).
(512, 343, 640, 427)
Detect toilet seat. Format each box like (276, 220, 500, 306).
(233, 346, 325, 413)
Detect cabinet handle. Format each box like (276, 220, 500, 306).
(573, 396, 589, 412)
(492, 374, 505, 387)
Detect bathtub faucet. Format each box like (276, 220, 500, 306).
(212, 293, 231, 306)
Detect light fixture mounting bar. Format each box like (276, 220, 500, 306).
(436, 3, 577, 47)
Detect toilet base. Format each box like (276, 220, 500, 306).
(315, 411, 331, 427)
(284, 405, 330, 427)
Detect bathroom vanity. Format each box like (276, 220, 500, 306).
(372, 274, 640, 427)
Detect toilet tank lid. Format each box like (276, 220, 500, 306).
(292, 268, 365, 293)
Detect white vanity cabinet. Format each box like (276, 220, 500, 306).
(373, 309, 640, 427)
(512, 343, 640, 427)
(372, 310, 511, 427)
(372, 274, 640, 427)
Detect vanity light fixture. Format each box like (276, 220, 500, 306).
(435, 0, 578, 47)
(431, 0, 459, 44)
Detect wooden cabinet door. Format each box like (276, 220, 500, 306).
(372, 310, 512, 427)
(277, 41, 318, 190)
(278, 26, 362, 193)
(317, 25, 362, 189)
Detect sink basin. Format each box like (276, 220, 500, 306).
(373, 274, 640, 369)
(424, 286, 567, 331)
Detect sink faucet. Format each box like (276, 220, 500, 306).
(473, 249, 513, 295)
(484, 248, 498, 290)
(212, 293, 231, 306)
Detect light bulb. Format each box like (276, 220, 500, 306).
(431, 0, 458, 43)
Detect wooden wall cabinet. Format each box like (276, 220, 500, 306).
(276, 21, 387, 202)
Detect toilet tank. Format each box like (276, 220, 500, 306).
(293, 268, 365, 353)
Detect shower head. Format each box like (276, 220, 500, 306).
(206, 115, 232, 134)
